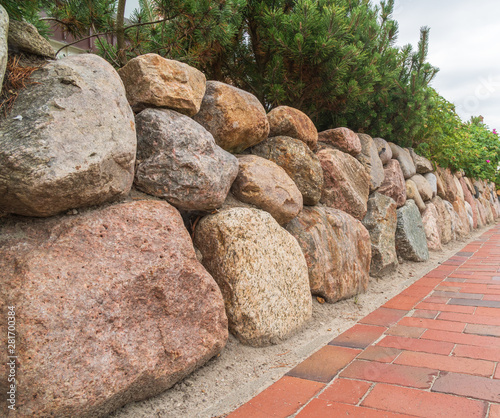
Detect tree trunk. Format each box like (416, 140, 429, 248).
(116, 0, 127, 67)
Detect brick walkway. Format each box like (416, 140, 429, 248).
(227, 224, 500, 418)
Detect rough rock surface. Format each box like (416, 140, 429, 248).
(7, 20, 55, 58)
(460, 177, 478, 229)
(267, 106, 318, 150)
(317, 127, 362, 156)
(250, 136, 323, 205)
(406, 179, 426, 213)
(452, 198, 471, 238)
(0, 54, 136, 217)
(411, 174, 433, 202)
(0, 6, 7, 93)
(377, 159, 407, 208)
(362, 193, 398, 277)
(422, 203, 442, 251)
(409, 149, 433, 174)
(476, 198, 487, 227)
(388, 143, 416, 179)
(464, 201, 474, 230)
(436, 167, 459, 202)
(474, 179, 484, 198)
(373, 137, 393, 165)
(453, 175, 465, 201)
(117, 53, 206, 116)
(395, 199, 429, 262)
(134, 108, 238, 211)
(0, 201, 228, 418)
(424, 172, 438, 198)
(432, 196, 453, 245)
(194, 81, 269, 153)
(357, 133, 385, 192)
(231, 155, 302, 225)
(287, 206, 371, 303)
(317, 148, 370, 220)
(194, 208, 312, 347)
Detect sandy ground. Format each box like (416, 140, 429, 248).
(110, 223, 496, 418)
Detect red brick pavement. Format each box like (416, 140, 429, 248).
(228, 225, 500, 417)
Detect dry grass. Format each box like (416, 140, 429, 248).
(0, 55, 42, 117)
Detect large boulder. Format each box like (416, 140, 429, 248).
(436, 167, 459, 202)
(134, 108, 238, 211)
(424, 172, 438, 198)
(422, 203, 442, 251)
(395, 199, 429, 262)
(464, 201, 474, 230)
(459, 177, 478, 228)
(193, 81, 269, 153)
(452, 198, 471, 238)
(250, 136, 323, 205)
(475, 198, 487, 227)
(410, 174, 433, 202)
(287, 206, 371, 303)
(0, 200, 228, 418)
(443, 200, 460, 240)
(231, 155, 302, 225)
(406, 179, 426, 213)
(377, 159, 407, 208)
(388, 143, 416, 179)
(317, 127, 362, 156)
(7, 20, 55, 58)
(356, 133, 385, 192)
(409, 149, 433, 174)
(317, 148, 370, 220)
(431, 196, 453, 245)
(453, 175, 465, 201)
(373, 137, 393, 165)
(0, 54, 136, 217)
(362, 193, 398, 277)
(267, 106, 318, 150)
(117, 53, 206, 116)
(0, 5, 7, 93)
(194, 208, 312, 347)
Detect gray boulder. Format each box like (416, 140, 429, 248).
(194, 208, 312, 347)
(250, 136, 323, 205)
(388, 143, 416, 179)
(0, 54, 136, 217)
(134, 108, 238, 211)
(409, 148, 433, 174)
(8, 20, 55, 58)
(432, 196, 453, 244)
(362, 193, 398, 277)
(424, 172, 438, 198)
(410, 174, 433, 202)
(357, 133, 385, 192)
(395, 199, 429, 262)
(373, 137, 393, 165)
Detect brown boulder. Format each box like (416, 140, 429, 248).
(194, 208, 312, 347)
(436, 167, 459, 202)
(267, 106, 318, 150)
(362, 193, 398, 277)
(409, 148, 433, 174)
(406, 179, 426, 213)
(357, 133, 385, 192)
(118, 53, 206, 115)
(194, 81, 269, 153)
(317, 127, 362, 156)
(377, 159, 407, 208)
(8, 20, 55, 58)
(422, 203, 443, 251)
(432, 196, 453, 244)
(287, 206, 371, 303)
(250, 136, 324, 205)
(317, 148, 370, 220)
(452, 198, 471, 238)
(0, 201, 228, 418)
(460, 177, 478, 228)
(231, 155, 303, 225)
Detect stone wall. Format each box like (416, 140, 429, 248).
(1, 39, 499, 416)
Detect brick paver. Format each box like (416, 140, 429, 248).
(228, 225, 500, 417)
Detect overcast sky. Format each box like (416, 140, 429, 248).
(125, 0, 500, 131)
